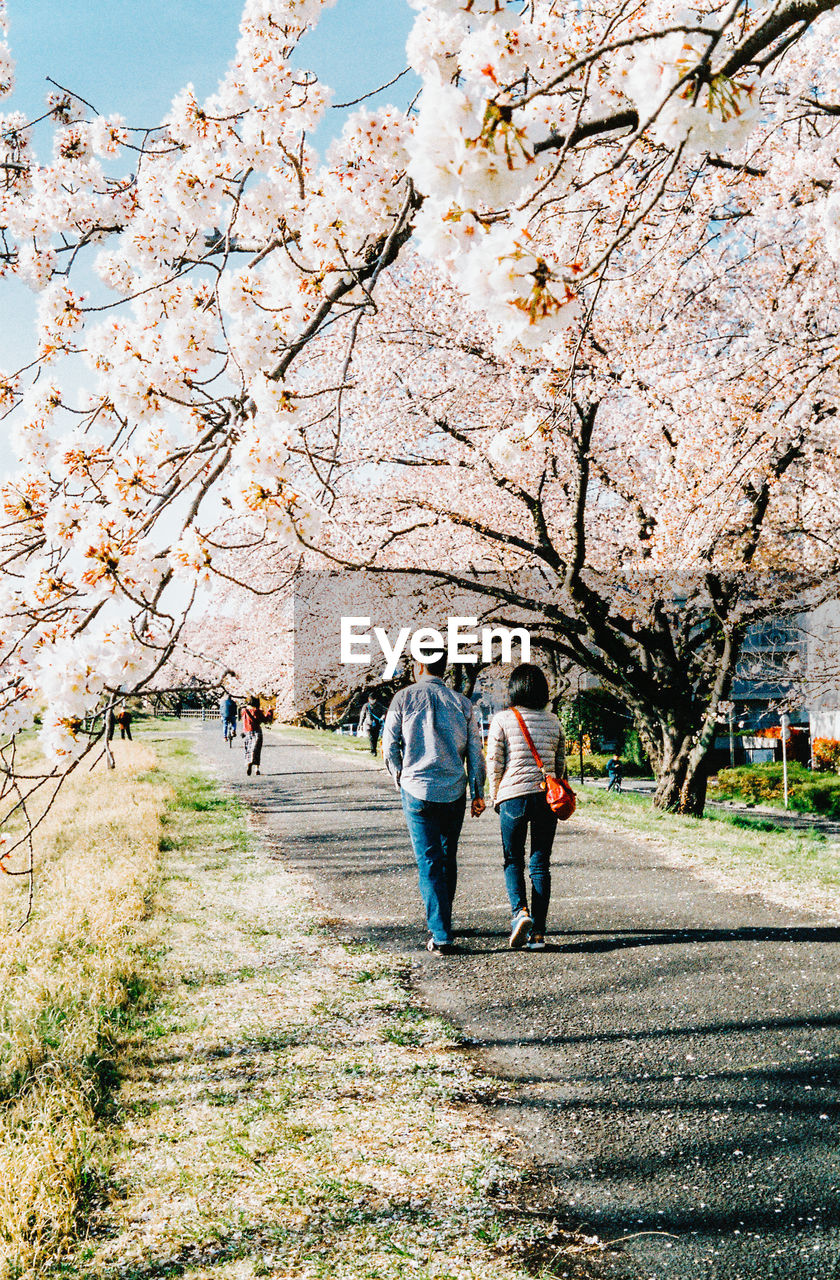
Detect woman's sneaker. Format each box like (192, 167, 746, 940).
(527, 933, 546, 950)
(509, 910, 533, 950)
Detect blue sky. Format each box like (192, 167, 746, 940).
(0, 1, 419, 420)
(6, 1, 417, 139)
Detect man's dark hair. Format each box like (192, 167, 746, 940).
(508, 662, 550, 710)
(425, 652, 448, 678)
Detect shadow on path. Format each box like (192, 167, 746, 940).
(200, 726, 840, 1280)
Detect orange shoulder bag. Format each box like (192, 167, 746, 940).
(511, 709, 576, 820)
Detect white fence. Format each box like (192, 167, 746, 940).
(339, 717, 494, 741)
(172, 709, 496, 738)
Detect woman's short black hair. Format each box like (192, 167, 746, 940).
(508, 662, 550, 711)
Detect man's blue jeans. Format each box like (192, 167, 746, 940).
(401, 790, 466, 945)
(498, 792, 558, 934)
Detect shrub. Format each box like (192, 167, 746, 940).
(565, 750, 651, 779)
(813, 738, 840, 771)
(580, 751, 609, 777)
(623, 728, 649, 772)
(715, 764, 783, 804)
(713, 762, 840, 817)
(789, 780, 840, 819)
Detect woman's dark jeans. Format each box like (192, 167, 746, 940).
(498, 791, 558, 934)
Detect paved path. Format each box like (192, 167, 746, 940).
(201, 726, 840, 1280)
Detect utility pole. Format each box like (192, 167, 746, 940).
(781, 712, 790, 809)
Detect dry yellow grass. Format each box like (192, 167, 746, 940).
(60, 729, 613, 1280)
(0, 739, 168, 1279)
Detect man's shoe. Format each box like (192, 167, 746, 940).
(509, 910, 533, 950)
(527, 933, 546, 951)
(426, 936, 457, 956)
(246, 763, 252, 775)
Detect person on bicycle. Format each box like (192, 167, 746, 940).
(221, 692, 238, 745)
(607, 752, 624, 792)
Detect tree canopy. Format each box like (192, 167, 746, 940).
(1, 0, 840, 817)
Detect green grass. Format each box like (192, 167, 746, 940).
(711, 762, 840, 816)
(273, 723, 376, 757)
(577, 783, 840, 906)
(53, 722, 611, 1280)
(0, 738, 169, 1279)
(144, 733, 250, 860)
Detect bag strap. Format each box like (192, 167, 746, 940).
(511, 708, 546, 774)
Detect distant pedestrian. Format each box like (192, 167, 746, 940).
(357, 693, 387, 755)
(486, 663, 565, 951)
(221, 692, 238, 746)
(240, 696, 271, 776)
(116, 708, 132, 740)
(383, 652, 486, 955)
(607, 753, 623, 792)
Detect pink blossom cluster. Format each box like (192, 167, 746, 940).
(0, 0, 838, 764)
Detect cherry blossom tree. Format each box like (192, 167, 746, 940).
(0, 0, 840, 835)
(169, 551, 506, 726)
(240, 212, 835, 814)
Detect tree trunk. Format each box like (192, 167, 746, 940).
(643, 722, 710, 816)
(452, 662, 481, 698)
(653, 758, 708, 815)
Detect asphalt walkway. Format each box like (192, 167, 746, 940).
(200, 725, 840, 1280)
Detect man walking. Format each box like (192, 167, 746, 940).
(358, 692, 387, 755)
(382, 652, 486, 955)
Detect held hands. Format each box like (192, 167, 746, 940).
(471, 797, 486, 818)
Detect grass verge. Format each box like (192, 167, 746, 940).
(575, 784, 840, 912)
(60, 724, 615, 1280)
(272, 723, 374, 759)
(712, 762, 840, 817)
(0, 740, 169, 1279)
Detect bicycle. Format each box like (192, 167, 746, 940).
(223, 719, 237, 748)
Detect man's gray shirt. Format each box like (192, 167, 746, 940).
(383, 676, 486, 803)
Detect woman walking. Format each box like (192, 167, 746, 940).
(240, 695, 270, 776)
(486, 663, 566, 951)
